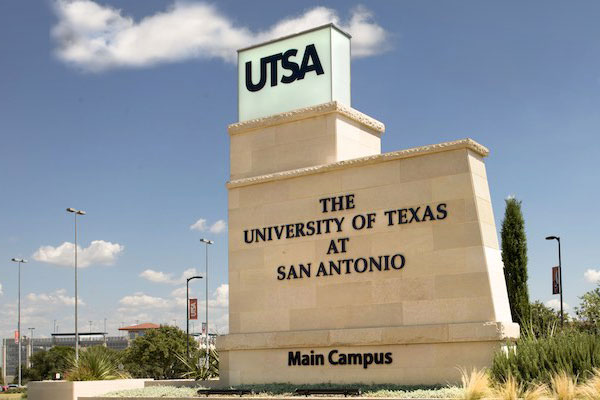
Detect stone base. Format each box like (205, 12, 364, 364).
(217, 321, 518, 385)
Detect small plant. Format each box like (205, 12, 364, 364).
(522, 384, 550, 400)
(65, 346, 130, 381)
(493, 375, 522, 400)
(458, 367, 490, 400)
(175, 347, 219, 380)
(579, 368, 600, 400)
(550, 371, 577, 400)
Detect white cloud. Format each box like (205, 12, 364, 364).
(26, 288, 85, 306)
(209, 220, 227, 234)
(505, 194, 516, 200)
(191, 218, 226, 234)
(140, 267, 199, 285)
(33, 240, 124, 267)
(584, 269, 600, 283)
(117, 284, 229, 333)
(52, 1, 389, 71)
(119, 292, 170, 308)
(545, 299, 570, 311)
(211, 284, 228, 308)
(190, 218, 207, 231)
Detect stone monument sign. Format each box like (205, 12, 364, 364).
(217, 24, 519, 385)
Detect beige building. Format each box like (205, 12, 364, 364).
(217, 25, 518, 385)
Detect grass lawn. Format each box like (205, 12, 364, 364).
(0, 394, 25, 399)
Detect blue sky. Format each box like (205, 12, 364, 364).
(0, 0, 599, 338)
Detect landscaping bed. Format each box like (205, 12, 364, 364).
(100, 385, 461, 398)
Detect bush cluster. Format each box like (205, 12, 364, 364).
(492, 330, 600, 385)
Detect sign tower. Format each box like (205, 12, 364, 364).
(218, 24, 519, 385)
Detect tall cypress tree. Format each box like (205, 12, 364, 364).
(501, 197, 530, 326)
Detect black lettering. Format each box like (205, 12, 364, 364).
(305, 220, 316, 236)
(295, 222, 305, 237)
(277, 266, 286, 281)
(319, 197, 330, 213)
(437, 203, 448, 220)
(263, 53, 283, 87)
(354, 258, 368, 273)
(316, 262, 329, 277)
(243, 229, 254, 244)
(289, 351, 301, 366)
(391, 254, 406, 270)
(274, 225, 285, 240)
(384, 352, 393, 364)
(280, 49, 299, 84)
(369, 256, 382, 272)
(363, 353, 374, 369)
(408, 207, 421, 223)
(299, 263, 311, 279)
(328, 350, 339, 365)
(333, 217, 344, 232)
(347, 353, 362, 365)
(245, 59, 267, 92)
(286, 265, 298, 280)
(352, 214, 366, 230)
(399, 209, 408, 224)
(327, 239, 340, 255)
(298, 44, 324, 80)
(301, 354, 310, 365)
(422, 205, 435, 221)
(338, 237, 349, 253)
(366, 212, 376, 228)
(286, 224, 295, 238)
(329, 260, 341, 275)
(346, 194, 355, 209)
(384, 210, 396, 226)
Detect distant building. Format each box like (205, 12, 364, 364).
(118, 323, 160, 340)
(1, 332, 129, 384)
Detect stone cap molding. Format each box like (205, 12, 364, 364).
(227, 138, 490, 189)
(217, 321, 519, 351)
(228, 101, 385, 136)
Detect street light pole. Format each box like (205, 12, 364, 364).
(199, 239, 213, 369)
(27, 328, 35, 368)
(11, 258, 27, 387)
(67, 208, 86, 361)
(186, 275, 203, 357)
(546, 235, 563, 327)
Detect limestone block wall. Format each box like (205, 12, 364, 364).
(227, 139, 512, 335)
(229, 102, 384, 180)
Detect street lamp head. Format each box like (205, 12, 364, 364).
(546, 236, 559, 241)
(187, 275, 203, 282)
(200, 238, 214, 245)
(11, 258, 27, 263)
(76, 210, 86, 215)
(66, 208, 76, 213)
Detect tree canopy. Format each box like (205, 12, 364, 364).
(501, 197, 530, 326)
(122, 325, 199, 379)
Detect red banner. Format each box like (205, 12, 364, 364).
(14, 330, 19, 344)
(189, 298, 198, 320)
(552, 266, 561, 295)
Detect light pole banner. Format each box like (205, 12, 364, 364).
(552, 266, 561, 295)
(14, 330, 19, 344)
(202, 322, 207, 335)
(189, 298, 198, 320)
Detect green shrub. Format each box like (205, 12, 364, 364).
(122, 325, 199, 379)
(491, 330, 600, 385)
(175, 347, 219, 380)
(65, 346, 130, 381)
